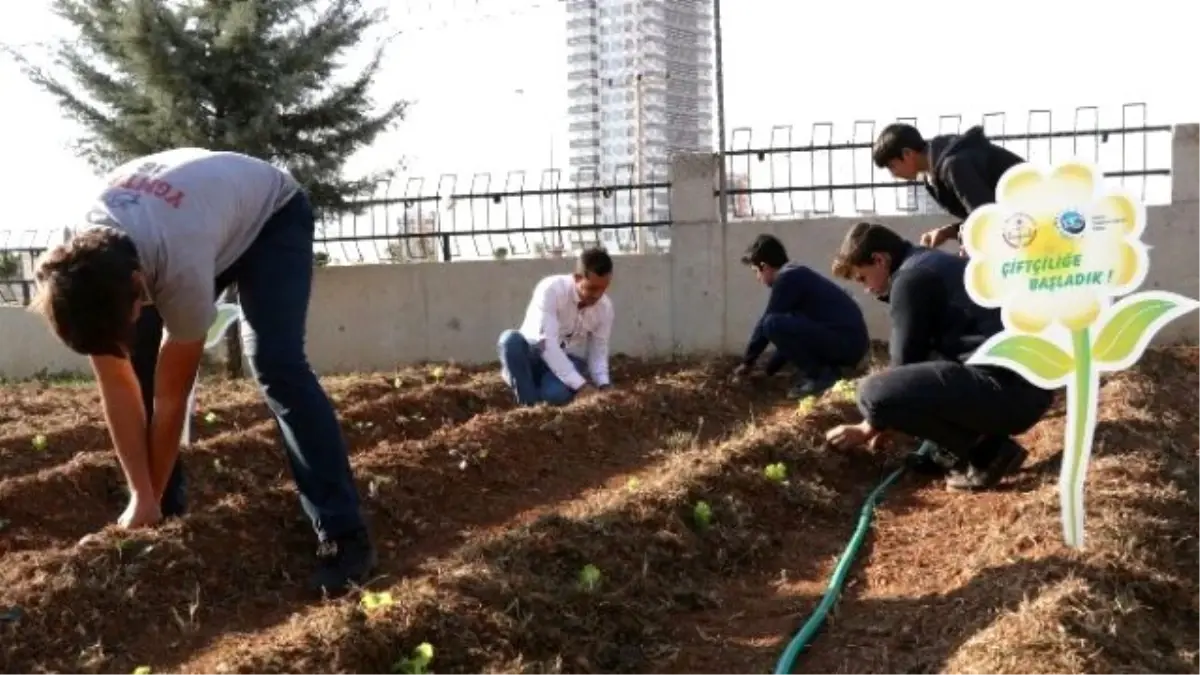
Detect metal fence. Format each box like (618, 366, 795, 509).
(0, 229, 66, 308)
(722, 103, 1174, 219)
(315, 166, 672, 265)
(0, 103, 1184, 306)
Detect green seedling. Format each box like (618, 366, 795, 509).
(830, 378, 857, 402)
(764, 462, 788, 483)
(626, 477, 640, 491)
(31, 434, 48, 451)
(393, 642, 435, 674)
(360, 591, 394, 613)
(203, 411, 218, 425)
(132, 667, 151, 675)
(693, 500, 713, 531)
(796, 397, 815, 415)
(430, 366, 446, 381)
(578, 564, 602, 592)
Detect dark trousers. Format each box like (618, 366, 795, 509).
(856, 360, 1054, 462)
(762, 313, 868, 375)
(132, 191, 366, 541)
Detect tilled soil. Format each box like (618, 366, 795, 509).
(0, 349, 1196, 674)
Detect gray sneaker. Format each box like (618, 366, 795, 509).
(945, 438, 1028, 491)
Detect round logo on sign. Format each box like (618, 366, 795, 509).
(1056, 209, 1087, 238)
(1001, 212, 1037, 249)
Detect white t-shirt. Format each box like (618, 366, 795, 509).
(517, 274, 614, 390)
(80, 148, 300, 341)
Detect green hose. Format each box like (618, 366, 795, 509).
(771, 463, 910, 674)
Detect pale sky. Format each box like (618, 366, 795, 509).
(0, 0, 1196, 252)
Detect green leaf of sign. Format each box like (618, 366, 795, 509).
(984, 334, 1075, 382)
(1092, 293, 1199, 368)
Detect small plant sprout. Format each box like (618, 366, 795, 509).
(359, 591, 394, 613)
(796, 397, 815, 415)
(578, 564, 603, 592)
(693, 500, 713, 531)
(764, 462, 788, 483)
(203, 411, 218, 425)
(31, 434, 48, 451)
(394, 642, 435, 674)
(626, 477, 640, 491)
(132, 667, 151, 674)
(430, 366, 445, 381)
(831, 378, 857, 402)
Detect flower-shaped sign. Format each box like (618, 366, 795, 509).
(961, 160, 1198, 548)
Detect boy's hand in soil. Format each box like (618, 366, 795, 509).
(574, 384, 600, 402)
(730, 363, 758, 381)
(825, 420, 888, 451)
(118, 491, 163, 529)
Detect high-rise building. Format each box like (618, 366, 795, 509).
(565, 0, 714, 251)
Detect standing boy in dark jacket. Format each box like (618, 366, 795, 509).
(733, 234, 870, 400)
(872, 124, 1024, 253)
(824, 222, 1054, 491)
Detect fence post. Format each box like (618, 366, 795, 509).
(1171, 124, 1199, 203)
(440, 234, 453, 262)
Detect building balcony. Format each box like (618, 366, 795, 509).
(567, 69, 600, 82)
(569, 154, 601, 167)
(567, 102, 600, 115)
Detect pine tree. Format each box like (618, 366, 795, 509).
(10, 0, 407, 215)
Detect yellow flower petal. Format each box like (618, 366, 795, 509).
(968, 261, 1002, 302)
(965, 208, 1000, 253)
(1093, 194, 1139, 237)
(1008, 305, 1052, 333)
(999, 166, 1044, 202)
(1049, 161, 1097, 197)
(1060, 295, 1101, 331)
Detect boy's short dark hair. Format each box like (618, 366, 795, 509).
(577, 246, 613, 277)
(872, 123, 927, 169)
(740, 234, 788, 269)
(831, 222, 909, 279)
(31, 227, 142, 357)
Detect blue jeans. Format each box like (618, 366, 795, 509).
(497, 329, 588, 406)
(132, 191, 366, 541)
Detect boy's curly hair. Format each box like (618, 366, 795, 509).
(30, 227, 143, 357)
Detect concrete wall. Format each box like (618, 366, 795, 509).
(2, 124, 1197, 378)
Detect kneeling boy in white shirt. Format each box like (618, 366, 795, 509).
(497, 247, 615, 406)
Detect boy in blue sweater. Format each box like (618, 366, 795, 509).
(824, 222, 1054, 491)
(733, 234, 870, 400)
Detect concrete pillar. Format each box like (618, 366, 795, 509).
(1171, 123, 1198, 203)
(669, 153, 721, 224)
(668, 153, 726, 354)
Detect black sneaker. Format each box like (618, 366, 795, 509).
(945, 438, 1028, 492)
(905, 440, 961, 476)
(786, 368, 838, 400)
(310, 529, 378, 596)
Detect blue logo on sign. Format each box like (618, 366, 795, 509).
(1056, 209, 1087, 237)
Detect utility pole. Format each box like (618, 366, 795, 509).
(634, 72, 647, 254)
